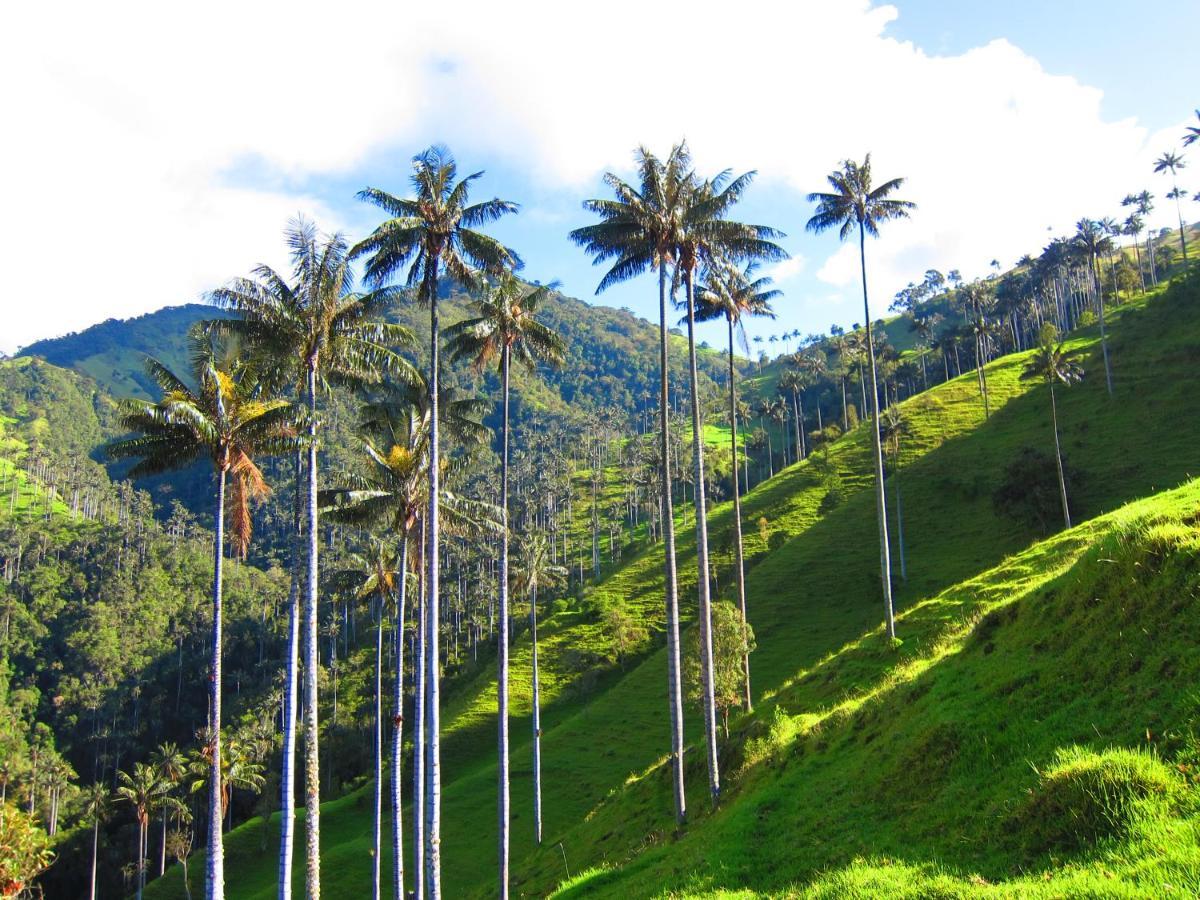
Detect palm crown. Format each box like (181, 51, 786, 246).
(107, 331, 296, 554)
(444, 271, 567, 373)
(353, 145, 520, 296)
(805, 154, 915, 239)
(694, 262, 779, 347)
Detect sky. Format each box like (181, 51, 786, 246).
(2, 0, 1198, 356)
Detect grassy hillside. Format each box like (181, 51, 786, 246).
(145, 274, 1200, 898)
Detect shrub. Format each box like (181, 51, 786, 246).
(1011, 745, 1182, 854)
(992, 447, 1082, 533)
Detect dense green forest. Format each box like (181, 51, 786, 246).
(3, 117, 1200, 900)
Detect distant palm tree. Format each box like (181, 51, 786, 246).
(117, 763, 168, 900)
(1185, 110, 1200, 148)
(354, 145, 518, 899)
(694, 261, 777, 711)
(108, 334, 294, 900)
(151, 741, 187, 876)
(84, 782, 110, 900)
(511, 532, 566, 845)
(1154, 152, 1189, 266)
(880, 406, 909, 582)
(1074, 218, 1113, 395)
(445, 271, 564, 898)
(209, 219, 414, 900)
(1135, 191, 1160, 284)
(754, 397, 776, 478)
(1120, 201, 1148, 293)
(795, 350, 828, 432)
(569, 143, 692, 824)
(1022, 327, 1083, 528)
(777, 369, 806, 462)
(807, 155, 915, 639)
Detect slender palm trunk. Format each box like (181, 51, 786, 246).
(160, 814, 167, 876)
(530, 581, 543, 844)
(841, 378, 849, 431)
(497, 348, 512, 900)
(1050, 382, 1071, 529)
(138, 817, 146, 900)
(684, 268, 720, 805)
(411, 521, 425, 900)
(391, 532, 408, 900)
(1092, 255, 1113, 396)
(372, 594, 383, 900)
(302, 366, 321, 900)
(1173, 190, 1189, 265)
(206, 465, 227, 899)
(727, 321, 752, 713)
(278, 452, 302, 900)
(424, 268, 443, 899)
(858, 223, 897, 639)
(657, 264, 686, 824)
(1133, 240, 1146, 293)
(792, 390, 805, 460)
(893, 461, 906, 582)
(90, 817, 100, 900)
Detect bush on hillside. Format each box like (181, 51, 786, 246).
(992, 447, 1082, 533)
(1011, 745, 1182, 854)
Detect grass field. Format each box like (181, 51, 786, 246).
(146, 274, 1200, 898)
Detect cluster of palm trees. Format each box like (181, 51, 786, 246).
(109, 145, 574, 900)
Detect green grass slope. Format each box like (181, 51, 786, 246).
(146, 275, 1200, 898)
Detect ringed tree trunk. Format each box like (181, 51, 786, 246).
(302, 363, 322, 900)
(278, 451, 302, 900)
(412, 519, 426, 900)
(530, 580, 543, 844)
(391, 532, 408, 900)
(857, 221, 897, 640)
(791, 389, 805, 460)
(90, 817, 100, 900)
(372, 592, 384, 900)
(1050, 381, 1071, 529)
(656, 263, 687, 824)
(497, 346, 512, 900)
(727, 319, 752, 713)
(1091, 255, 1113, 396)
(206, 462, 227, 899)
(424, 259, 443, 899)
(683, 265, 721, 806)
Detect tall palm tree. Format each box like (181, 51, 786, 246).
(323, 381, 489, 900)
(511, 532, 566, 846)
(1120, 197, 1148, 293)
(210, 219, 414, 900)
(1136, 191, 1159, 284)
(353, 145, 518, 899)
(108, 335, 294, 900)
(674, 169, 785, 806)
(569, 143, 693, 824)
(117, 763, 168, 900)
(1021, 327, 1083, 528)
(777, 369, 806, 462)
(694, 262, 777, 712)
(444, 271, 565, 898)
(806, 155, 915, 640)
(152, 741, 187, 876)
(880, 405, 909, 582)
(1075, 218, 1114, 394)
(84, 782, 109, 900)
(1154, 151, 1189, 265)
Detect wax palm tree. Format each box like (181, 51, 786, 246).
(880, 406, 909, 582)
(1185, 110, 1200, 148)
(444, 271, 564, 898)
(569, 143, 693, 823)
(694, 261, 778, 712)
(338, 541, 400, 900)
(1074, 218, 1114, 394)
(1120, 198, 1148, 293)
(322, 383, 492, 900)
(108, 334, 294, 900)
(354, 146, 518, 897)
(1136, 191, 1159, 284)
(209, 219, 414, 900)
(807, 155, 915, 640)
(1021, 327, 1083, 528)
(84, 782, 109, 900)
(795, 350, 828, 431)
(777, 369, 807, 462)
(117, 763, 168, 900)
(754, 397, 775, 478)
(152, 741, 188, 876)
(1154, 151, 1189, 265)
(511, 532, 566, 845)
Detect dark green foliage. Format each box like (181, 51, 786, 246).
(992, 447, 1082, 533)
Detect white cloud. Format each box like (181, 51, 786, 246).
(1, 0, 1190, 352)
(764, 256, 807, 284)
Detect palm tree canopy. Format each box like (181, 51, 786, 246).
(209, 217, 418, 395)
(1154, 151, 1186, 177)
(569, 143, 694, 293)
(352, 145, 521, 299)
(674, 172, 787, 277)
(106, 330, 298, 554)
(805, 154, 916, 239)
(1185, 111, 1200, 147)
(444, 271, 567, 373)
(1022, 333, 1083, 388)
